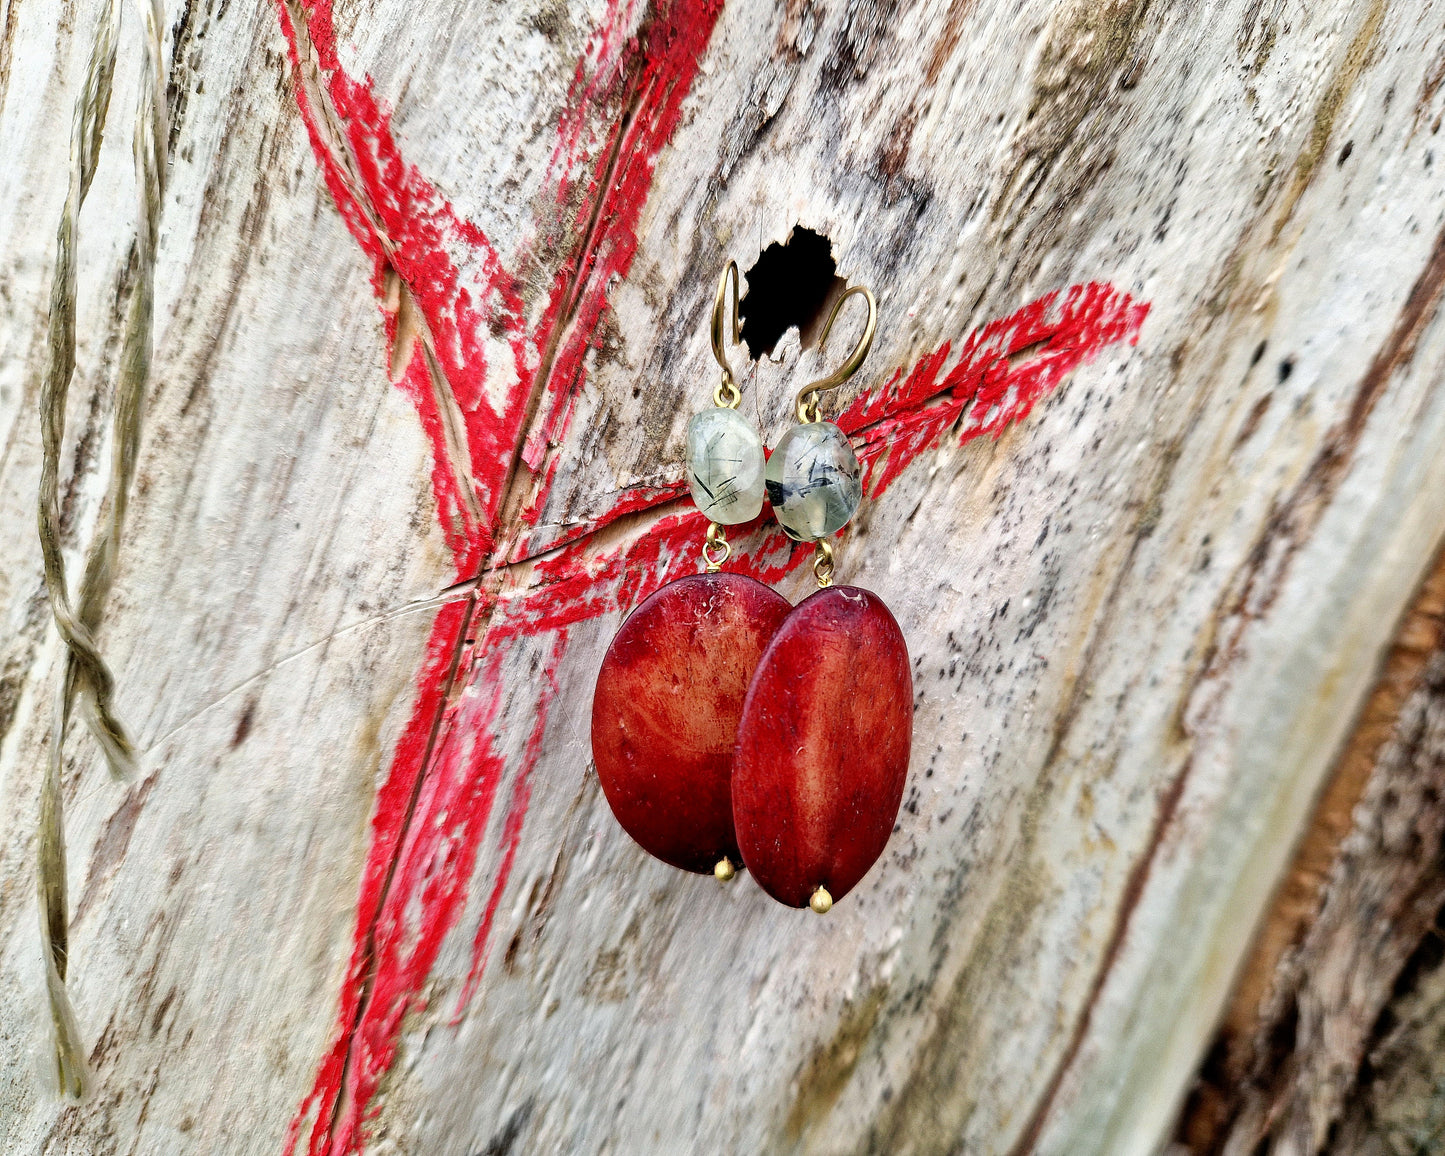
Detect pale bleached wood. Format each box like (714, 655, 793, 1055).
(0, 0, 457, 1147)
(2, 1, 1445, 1155)
(1175, 554, 1445, 1154)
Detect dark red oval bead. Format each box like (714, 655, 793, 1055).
(591, 573, 792, 874)
(732, 586, 912, 908)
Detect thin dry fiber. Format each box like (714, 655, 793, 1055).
(34, 0, 166, 1100)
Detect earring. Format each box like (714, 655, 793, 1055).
(591, 262, 790, 881)
(732, 285, 914, 914)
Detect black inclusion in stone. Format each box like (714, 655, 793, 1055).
(739, 227, 844, 359)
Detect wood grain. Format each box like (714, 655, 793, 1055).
(1175, 546, 1445, 1154)
(1, 1, 1444, 1154)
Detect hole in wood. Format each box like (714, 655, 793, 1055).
(739, 226, 848, 359)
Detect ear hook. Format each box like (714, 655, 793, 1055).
(710, 261, 743, 408)
(794, 284, 877, 423)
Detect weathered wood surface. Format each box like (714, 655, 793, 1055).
(1176, 548, 1445, 1155)
(2, 1, 1445, 1154)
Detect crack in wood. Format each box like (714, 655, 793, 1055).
(281, 0, 486, 538)
(313, 65, 658, 1154)
(322, 590, 481, 1142)
(490, 51, 650, 560)
(273, 2, 705, 1147)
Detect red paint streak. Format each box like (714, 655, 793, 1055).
(276, 1, 1148, 1150)
(288, 630, 509, 1153)
(277, 0, 522, 570)
(489, 284, 1151, 646)
(843, 281, 1149, 498)
(453, 634, 567, 1020)
(281, 599, 469, 1153)
(279, 1, 724, 1152)
(514, 5, 726, 539)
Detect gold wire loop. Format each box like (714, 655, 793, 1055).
(812, 539, 835, 588)
(711, 261, 743, 409)
(702, 522, 731, 572)
(794, 284, 877, 423)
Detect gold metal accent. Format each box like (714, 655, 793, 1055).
(794, 284, 877, 423)
(702, 522, 731, 572)
(711, 261, 743, 409)
(714, 856, 736, 882)
(812, 539, 835, 588)
(810, 886, 833, 914)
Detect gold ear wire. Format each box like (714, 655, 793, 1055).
(710, 261, 743, 408)
(793, 284, 877, 423)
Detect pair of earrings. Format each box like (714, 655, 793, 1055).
(590, 263, 913, 914)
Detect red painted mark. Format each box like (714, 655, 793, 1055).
(275, 0, 1149, 1150)
(279, 1, 726, 1151)
(452, 632, 566, 1019)
(844, 281, 1150, 498)
(488, 281, 1150, 649)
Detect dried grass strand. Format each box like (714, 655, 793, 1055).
(36, 0, 167, 1100)
(36, 0, 129, 782)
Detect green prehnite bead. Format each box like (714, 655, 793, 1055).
(764, 421, 862, 541)
(685, 408, 765, 524)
